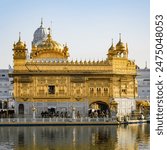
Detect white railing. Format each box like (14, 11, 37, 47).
(0, 117, 118, 123)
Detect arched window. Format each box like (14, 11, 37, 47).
(104, 88, 108, 96)
(90, 88, 94, 95)
(0, 101, 2, 109)
(97, 88, 101, 95)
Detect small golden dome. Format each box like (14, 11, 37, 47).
(116, 41, 124, 47)
(116, 41, 125, 49)
(37, 33, 63, 51)
(13, 33, 26, 49)
(108, 39, 115, 51)
(116, 33, 125, 50)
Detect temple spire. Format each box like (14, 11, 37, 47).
(111, 38, 113, 46)
(111, 38, 114, 49)
(48, 20, 52, 35)
(119, 33, 121, 42)
(19, 32, 21, 42)
(47, 27, 52, 40)
(108, 38, 114, 53)
(48, 27, 51, 35)
(41, 18, 43, 27)
(126, 43, 128, 50)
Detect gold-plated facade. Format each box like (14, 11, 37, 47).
(12, 25, 137, 115)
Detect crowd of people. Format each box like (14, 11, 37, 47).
(40, 109, 111, 119)
(40, 110, 81, 118)
(0, 110, 15, 118)
(88, 109, 109, 118)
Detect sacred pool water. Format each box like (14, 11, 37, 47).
(0, 124, 149, 150)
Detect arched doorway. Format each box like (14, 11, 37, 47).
(0, 101, 2, 109)
(89, 101, 110, 117)
(18, 104, 24, 115)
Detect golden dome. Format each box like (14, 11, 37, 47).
(37, 32, 63, 51)
(116, 41, 125, 50)
(116, 41, 124, 47)
(31, 28, 69, 59)
(116, 33, 125, 50)
(13, 33, 26, 49)
(108, 39, 115, 51)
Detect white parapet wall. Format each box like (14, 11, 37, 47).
(114, 98, 136, 117)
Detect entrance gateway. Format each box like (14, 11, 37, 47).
(89, 101, 110, 117)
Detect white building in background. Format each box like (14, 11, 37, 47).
(0, 67, 14, 110)
(136, 64, 150, 100)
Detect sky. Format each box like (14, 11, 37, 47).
(0, 0, 149, 69)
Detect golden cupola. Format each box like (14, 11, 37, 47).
(116, 34, 125, 51)
(13, 33, 27, 60)
(107, 34, 128, 60)
(107, 39, 115, 59)
(37, 30, 63, 50)
(13, 34, 26, 50)
(30, 28, 69, 59)
(108, 39, 115, 51)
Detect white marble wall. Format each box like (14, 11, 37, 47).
(115, 98, 136, 117)
(0, 69, 13, 109)
(136, 68, 150, 100)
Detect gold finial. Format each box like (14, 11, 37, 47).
(48, 27, 51, 34)
(111, 38, 114, 46)
(126, 43, 128, 50)
(47, 27, 52, 40)
(49, 21, 53, 35)
(111, 38, 114, 48)
(13, 42, 16, 47)
(19, 32, 21, 42)
(50, 21, 52, 30)
(119, 33, 121, 42)
(24, 41, 26, 47)
(109, 38, 114, 51)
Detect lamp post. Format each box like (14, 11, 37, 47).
(72, 106, 76, 119)
(32, 104, 36, 120)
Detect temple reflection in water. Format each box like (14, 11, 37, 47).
(0, 124, 150, 150)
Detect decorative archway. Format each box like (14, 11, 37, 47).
(18, 104, 24, 115)
(89, 101, 110, 116)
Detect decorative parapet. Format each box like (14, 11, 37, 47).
(13, 58, 136, 75)
(26, 59, 109, 66)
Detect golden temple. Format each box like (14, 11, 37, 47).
(12, 21, 138, 117)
